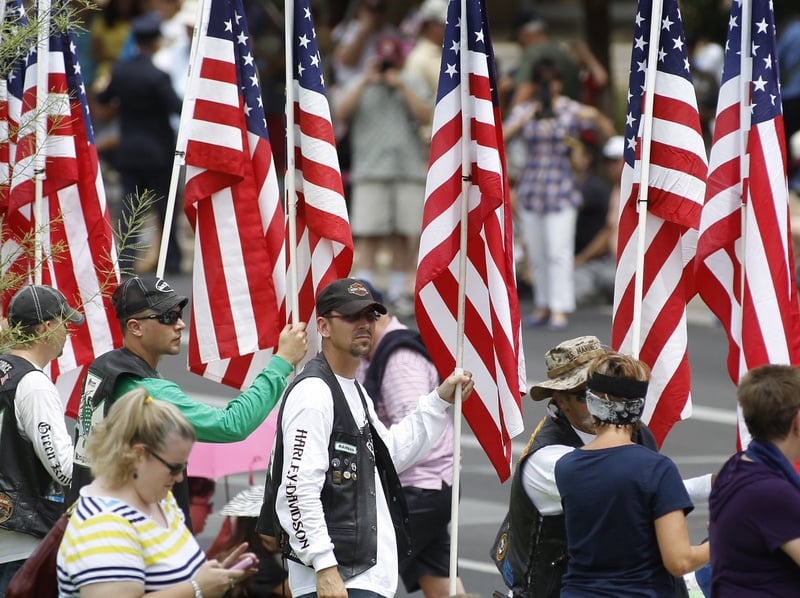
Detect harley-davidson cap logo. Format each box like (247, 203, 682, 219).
(347, 282, 369, 297)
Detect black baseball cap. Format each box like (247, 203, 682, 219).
(131, 12, 162, 43)
(316, 278, 387, 317)
(111, 276, 188, 320)
(7, 285, 85, 327)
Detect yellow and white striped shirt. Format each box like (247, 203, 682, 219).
(57, 491, 204, 596)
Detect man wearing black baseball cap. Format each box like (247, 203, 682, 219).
(257, 278, 474, 597)
(0, 285, 83, 589)
(69, 276, 308, 528)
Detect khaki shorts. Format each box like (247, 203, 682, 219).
(350, 180, 425, 236)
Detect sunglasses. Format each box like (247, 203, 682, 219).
(145, 446, 188, 476)
(131, 309, 183, 326)
(326, 310, 382, 323)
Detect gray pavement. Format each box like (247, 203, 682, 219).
(157, 274, 737, 597)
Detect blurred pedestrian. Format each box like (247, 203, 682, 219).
(331, 0, 397, 89)
(334, 36, 432, 314)
(403, 0, 446, 147)
(573, 135, 624, 306)
(0, 286, 84, 594)
(96, 11, 183, 274)
(510, 13, 580, 106)
(504, 58, 614, 330)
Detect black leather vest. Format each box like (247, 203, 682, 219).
(258, 353, 410, 581)
(0, 354, 65, 538)
(503, 415, 583, 598)
(68, 347, 159, 504)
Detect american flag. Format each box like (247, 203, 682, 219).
(415, 0, 525, 482)
(286, 0, 352, 357)
(1, 0, 121, 417)
(182, 0, 286, 388)
(612, 0, 708, 444)
(695, 0, 800, 443)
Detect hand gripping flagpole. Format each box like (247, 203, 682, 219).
(157, 0, 206, 278)
(448, 0, 469, 592)
(285, 0, 300, 326)
(33, 0, 52, 285)
(630, 0, 664, 359)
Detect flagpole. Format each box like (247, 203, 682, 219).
(630, 0, 664, 358)
(33, 0, 52, 285)
(448, 0, 469, 592)
(737, 0, 752, 378)
(285, 0, 300, 325)
(158, 0, 205, 278)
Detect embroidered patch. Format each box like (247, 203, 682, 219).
(0, 491, 13, 524)
(334, 441, 357, 455)
(0, 359, 13, 386)
(495, 530, 508, 561)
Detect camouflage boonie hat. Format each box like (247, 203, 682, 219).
(529, 336, 607, 401)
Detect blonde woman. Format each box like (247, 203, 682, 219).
(57, 389, 256, 597)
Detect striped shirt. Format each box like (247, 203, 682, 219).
(57, 491, 205, 596)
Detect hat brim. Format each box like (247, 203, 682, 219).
(65, 310, 85, 325)
(337, 300, 387, 316)
(529, 364, 591, 401)
(219, 485, 265, 518)
(148, 295, 189, 316)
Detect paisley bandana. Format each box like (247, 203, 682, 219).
(585, 389, 645, 425)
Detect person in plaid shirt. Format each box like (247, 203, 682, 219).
(504, 57, 614, 331)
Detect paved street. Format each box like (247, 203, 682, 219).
(159, 274, 737, 597)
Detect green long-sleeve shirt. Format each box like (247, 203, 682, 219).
(116, 354, 293, 442)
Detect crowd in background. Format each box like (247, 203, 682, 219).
(73, 0, 800, 326)
(71, 0, 628, 320)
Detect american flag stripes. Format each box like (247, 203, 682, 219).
(415, 0, 525, 482)
(286, 0, 352, 357)
(612, 0, 707, 444)
(1, 0, 121, 417)
(182, 0, 286, 388)
(695, 0, 800, 440)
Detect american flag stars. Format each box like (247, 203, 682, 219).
(295, 5, 324, 90)
(206, 0, 267, 136)
(624, 0, 693, 170)
(749, 0, 781, 120)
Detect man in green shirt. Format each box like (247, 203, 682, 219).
(68, 276, 308, 527)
